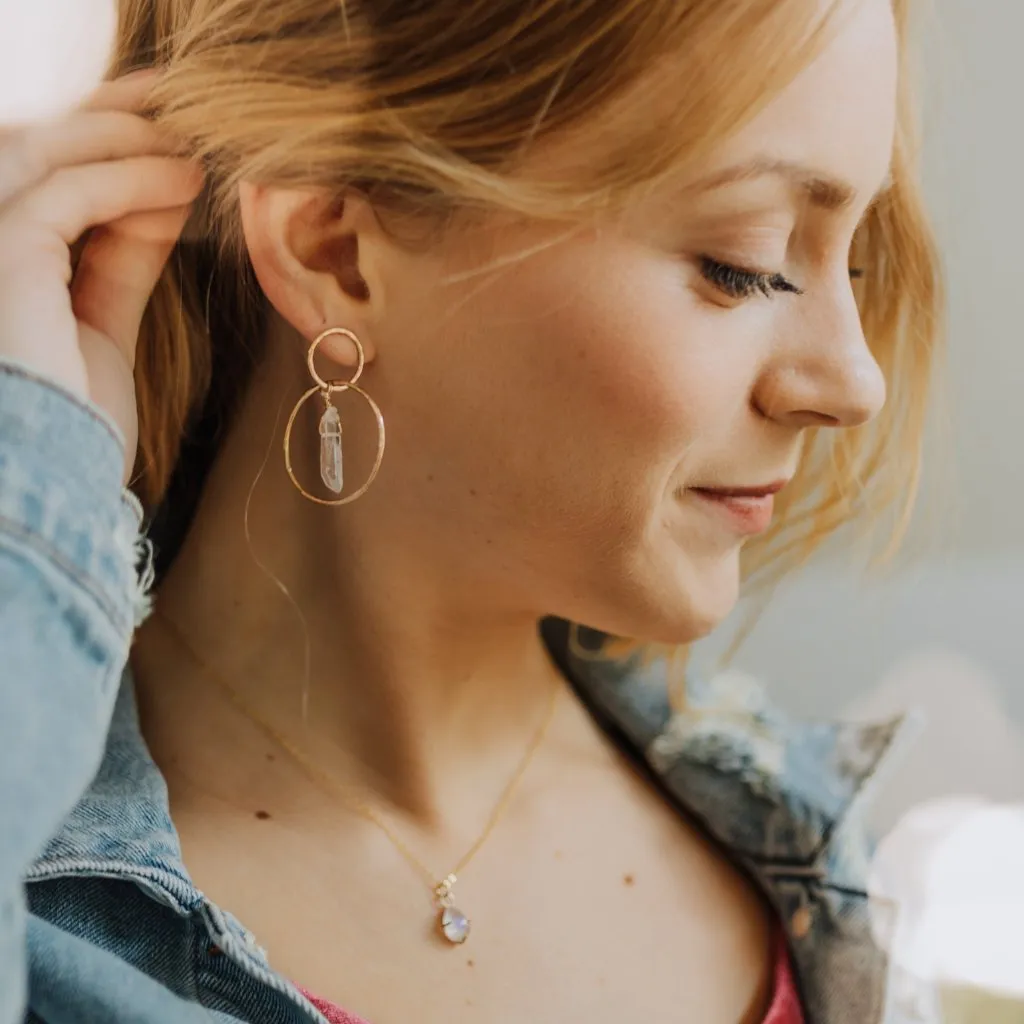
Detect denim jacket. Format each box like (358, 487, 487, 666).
(0, 361, 929, 1024)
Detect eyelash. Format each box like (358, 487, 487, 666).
(699, 256, 802, 299)
(698, 258, 867, 299)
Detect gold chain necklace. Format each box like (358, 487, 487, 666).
(153, 611, 560, 946)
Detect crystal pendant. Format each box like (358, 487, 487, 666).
(318, 403, 343, 494)
(439, 906, 470, 945)
(434, 874, 470, 944)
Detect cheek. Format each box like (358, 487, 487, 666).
(488, 239, 757, 494)
(380, 231, 760, 556)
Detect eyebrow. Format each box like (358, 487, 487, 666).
(692, 157, 892, 212)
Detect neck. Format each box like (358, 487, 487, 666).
(135, 326, 565, 832)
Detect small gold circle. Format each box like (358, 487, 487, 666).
(283, 382, 385, 506)
(306, 327, 366, 392)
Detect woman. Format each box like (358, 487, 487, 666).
(0, 0, 941, 1020)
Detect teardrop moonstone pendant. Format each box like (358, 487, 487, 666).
(319, 403, 343, 494)
(439, 906, 470, 945)
(434, 875, 470, 944)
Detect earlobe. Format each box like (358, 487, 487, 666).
(312, 317, 378, 369)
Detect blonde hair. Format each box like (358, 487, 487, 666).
(112, 0, 941, 622)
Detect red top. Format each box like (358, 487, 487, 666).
(764, 927, 804, 1024)
(298, 927, 803, 1024)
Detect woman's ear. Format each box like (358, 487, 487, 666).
(237, 181, 384, 368)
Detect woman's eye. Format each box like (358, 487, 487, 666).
(699, 256, 803, 300)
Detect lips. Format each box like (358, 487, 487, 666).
(690, 480, 789, 499)
(687, 480, 789, 535)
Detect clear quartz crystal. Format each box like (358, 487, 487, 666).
(319, 403, 343, 494)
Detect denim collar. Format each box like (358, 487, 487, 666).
(543, 620, 914, 859)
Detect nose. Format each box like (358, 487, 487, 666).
(753, 286, 886, 430)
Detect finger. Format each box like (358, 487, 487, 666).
(0, 110, 179, 207)
(12, 155, 205, 245)
(78, 69, 165, 115)
(71, 204, 193, 364)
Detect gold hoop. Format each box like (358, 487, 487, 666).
(283, 328, 385, 506)
(307, 326, 365, 390)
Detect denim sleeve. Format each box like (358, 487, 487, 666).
(0, 362, 147, 1024)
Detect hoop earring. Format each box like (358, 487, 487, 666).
(283, 327, 385, 506)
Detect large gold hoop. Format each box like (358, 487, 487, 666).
(283, 382, 386, 506)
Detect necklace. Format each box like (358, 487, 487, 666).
(153, 611, 560, 946)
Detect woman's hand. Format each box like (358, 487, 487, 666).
(0, 69, 204, 480)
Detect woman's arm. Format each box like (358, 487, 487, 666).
(0, 363, 145, 1023)
(0, 68, 204, 1021)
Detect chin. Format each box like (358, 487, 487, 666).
(591, 547, 742, 648)
(652, 585, 737, 645)
(681, 553, 743, 637)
